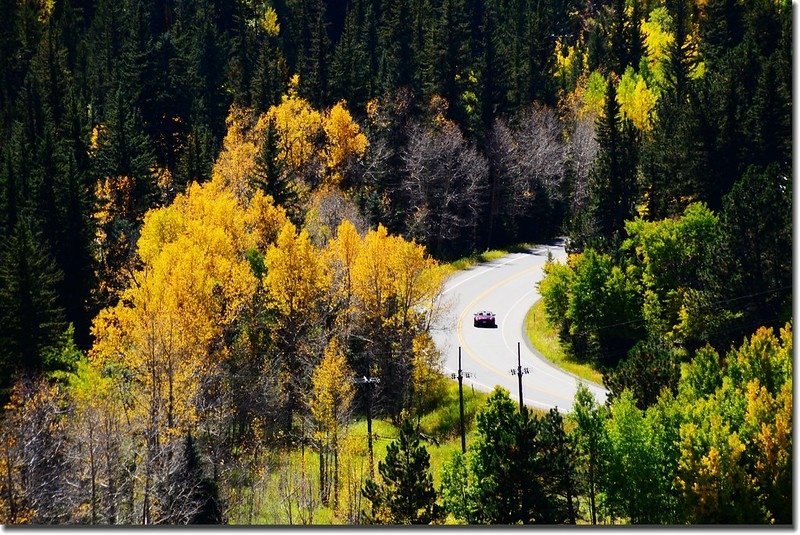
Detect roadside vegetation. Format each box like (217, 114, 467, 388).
(225, 379, 491, 524)
(525, 300, 603, 385)
(0, 0, 789, 526)
(442, 246, 528, 277)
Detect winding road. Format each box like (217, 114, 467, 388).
(430, 241, 608, 412)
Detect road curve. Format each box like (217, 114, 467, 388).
(430, 242, 608, 412)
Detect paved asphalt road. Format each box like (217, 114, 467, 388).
(430, 241, 608, 412)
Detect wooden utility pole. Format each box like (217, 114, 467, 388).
(509, 342, 530, 411)
(450, 347, 473, 454)
(352, 375, 380, 479)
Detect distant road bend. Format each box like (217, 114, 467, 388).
(431, 242, 608, 412)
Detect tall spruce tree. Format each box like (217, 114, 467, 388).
(640, 0, 707, 220)
(583, 78, 638, 253)
(295, 0, 331, 105)
(330, 0, 372, 111)
(449, 388, 574, 524)
(378, 0, 415, 95)
(362, 420, 443, 524)
(0, 217, 66, 391)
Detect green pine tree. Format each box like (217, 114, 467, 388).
(0, 217, 66, 394)
(362, 420, 443, 525)
(583, 77, 638, 253)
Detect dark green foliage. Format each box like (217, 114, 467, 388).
(330, 0, 373, 111)
(602, 336, 682, 410)
(251, 115, 300, 221)
(294, 0, 331, 105)
(710, 164, 792, 342)
(92, 87, 157, 218)
(362, 420, 443, 524)
(609, 0, 646, 76)
(580, 78, 638, 254)
(0, 218, 66, 393)
(377, 0, 414, 95)
(442, 388, 576, 524)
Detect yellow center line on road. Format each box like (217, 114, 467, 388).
(454, 265, 570, 402)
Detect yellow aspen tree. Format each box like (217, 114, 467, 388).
(265, 221, 330, 320)
(352, 224, 393, 325)
(410, 332, 446, 416)
(676, 324, 792, 524)
(211, 105, 266, 201)
(246, 189, 291, 250)
(90, 175, 286, 522)
(641, 8, 675, 90)
(617, 67, 656, 131)
(261, 6, 280, 36)
(264, 221, 332, 434)
(266, 75, 323, 171)
(351, 225, 445, 416)
(322, 102, 368, 186)
(92, 178, 264, 433)
(325, 219, 363, 332)
(309, 337, 355, 509)
(582, 71, 608, 118)
(388, 234, 443, 329)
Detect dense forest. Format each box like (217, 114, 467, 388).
(0, 0, 791, 525)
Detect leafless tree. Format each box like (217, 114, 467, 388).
(0, 377, 74, 524)
(275, 454, 320, 525)
(304, 188, 368, 248)
(402, 121, 489, 256)
(566, 114, 599, 217)
(488, 104, 567, 236)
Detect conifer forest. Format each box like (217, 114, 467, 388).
(0, 0, 791, 525)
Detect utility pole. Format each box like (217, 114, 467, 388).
(450, 347, 473, 454)
(352, 375, 380, 479)
(509, 342, 530, 411)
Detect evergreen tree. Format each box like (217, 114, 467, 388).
(640, 0, 707, 220)
(602, 337, 682, 410)
(583, 78, 638, 253)
(0, 218, 66, 392)
(362, 420, 443, 524)
(450, 387, 573, 524)
(711, 164, 792, 343)
(433, 0, 469, 119)
(378, 0, 415, 95)
(330, 0, 373, 111)
(295, 0, 331, 105)
(251, 115, 298, 216)
(699, 0, 743, 69)
(92, 87, 157, 223)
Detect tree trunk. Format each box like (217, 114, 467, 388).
(589, 451, 596, 525)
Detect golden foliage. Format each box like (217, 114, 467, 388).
(617, 67, 657, 131)
(326, 219, 363, 309)
(310, 337, 355, 437)
(351, 224, 443, 328)
(266, 77, 323, 171)
(91, 175, 284, 434)
(212, 105, 265, 200)
(264, 221, 331, 319)
(323, 102, 368, 186)
(642, 8, 674, 90)
(261, 6, 280, 36)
